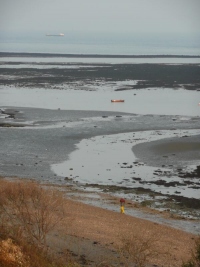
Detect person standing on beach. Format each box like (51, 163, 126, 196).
(120, 198, 125, 213)
(120, 205, 125, 214)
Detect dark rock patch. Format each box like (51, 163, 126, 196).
(179, 166, 200, 178)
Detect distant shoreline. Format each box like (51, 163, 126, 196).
(0, 52, 200, 58)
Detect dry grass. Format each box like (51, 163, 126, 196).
(0, 235, 81, 267)
(0, 238, 30, 267)
(0, 179, 80, 267)
(0, 180, 65, 246)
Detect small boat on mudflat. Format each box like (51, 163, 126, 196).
(111, 100, 125, 103)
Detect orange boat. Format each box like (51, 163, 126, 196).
(111, 100, 125, 103)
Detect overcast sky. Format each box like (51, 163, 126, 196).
(0, 0, 200, 36)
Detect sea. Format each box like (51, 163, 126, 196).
(0, 31, 200, 56)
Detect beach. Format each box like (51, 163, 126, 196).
(46, 188, 197, 267)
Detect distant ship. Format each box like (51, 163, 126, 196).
(46, 33, 64, 37)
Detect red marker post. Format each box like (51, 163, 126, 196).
(120, 198, 125, 214)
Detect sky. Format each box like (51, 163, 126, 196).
(0, 0, 200, 36)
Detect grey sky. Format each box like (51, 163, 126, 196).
(0, 0, 200, 35)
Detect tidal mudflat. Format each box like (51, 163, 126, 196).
(0, 54, 200, 233)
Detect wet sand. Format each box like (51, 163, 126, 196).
(133, 135, 200, 167)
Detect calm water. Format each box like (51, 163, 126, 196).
(0, 31, 200, 55)
(1, 87, 200, 116)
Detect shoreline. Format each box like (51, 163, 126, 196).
(0, 107, 200, 227)
(1, 51, 200, 58)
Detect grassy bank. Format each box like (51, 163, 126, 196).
(0, 178, 199, 266)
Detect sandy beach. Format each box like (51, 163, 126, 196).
(49, 192, 197, 267)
